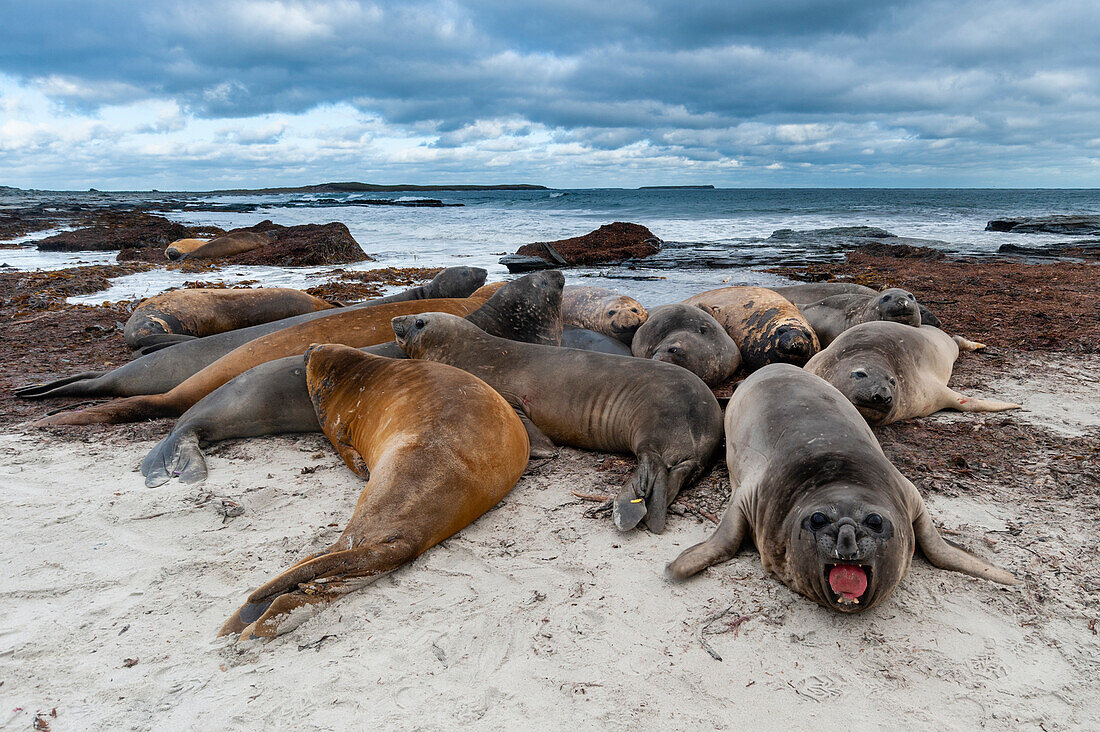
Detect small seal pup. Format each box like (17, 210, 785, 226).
(392, 313, 723, 533)
(682, 286, 819, 371)
(561, 285, 648, 344)
(123, 287, 338, 351)
(218, 343, 529, 639)
(666, 365, 1018, 611)
(140, 271, 565, 487)
(804, 322, 1020, 425)
(630, 304, 741, 387)
(15, 267, 487, 399)
(798, 288, 921, 346)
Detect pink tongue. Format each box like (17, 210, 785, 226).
(828, 564, 868, 599)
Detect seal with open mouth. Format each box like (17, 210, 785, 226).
(665, 364, 1018, 611)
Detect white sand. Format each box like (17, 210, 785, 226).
(2, 357, 1098, 730)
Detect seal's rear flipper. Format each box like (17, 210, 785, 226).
(613, 452, 668, 532)
(912, 507, 1019, 585)
(665, 504, 749, 580)
(951, 335, 985, 352)
(141, 427, 208, 487)
(942, 387, 1021, 413)
(14, 371, 108, 399)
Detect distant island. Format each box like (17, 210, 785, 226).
(637, 185, 715, 190)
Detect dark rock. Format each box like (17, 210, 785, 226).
(221, 222, 371, 267)
(998, 240, 1100, 260)
(986, 215, 1100, 235)
(768, 226, 896, 241)
(505, 222, 660, 271)
(36, 212, 215, 253)
(854, 242, 945, 260)
(499, 255, 557, 273)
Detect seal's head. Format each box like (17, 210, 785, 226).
(786, 486, 912, 612)
(873, 288, 921, 327)
(603, 296, 648, 342)
(469, 270, 564, 345)
(773, 324, 818, 365)
(164, 238, 208, 261)
(392, 311, 477, 358)
(836, 364, 896, 424)
(431, 266, 489, 298)
(634, 304, 740, 386)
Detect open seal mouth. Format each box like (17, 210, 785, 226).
(825, 563, 871, 607)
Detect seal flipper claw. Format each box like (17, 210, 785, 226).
(613, 453, 669, 532)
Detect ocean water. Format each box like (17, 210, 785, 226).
(3, 188, 1097, 306)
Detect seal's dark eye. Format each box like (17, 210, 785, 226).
(850, 370, 867, 379)
(415, 318, 425, 329)
(889, 377, 896, 386)
(865, 513, 883, 531)
(882, 294, 892, 301)
(810, 512, 829, 530)
(631, 308, 639, 313)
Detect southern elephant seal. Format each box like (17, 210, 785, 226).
(177, 230, 271, 259)
(218, 343, 529, 639)
(15, 266, 487, 399)
(798, 288, 921, 346)
(164, 238, 209, 260)
(140, 271, 565, 487)
(804, 322, 1020, 425)
(392, 313, 723, 533)
(561, 325, 633, 356)
(561, 285, 648, 344)
(123, 287, 338, 352)
(630, 304, 741, 387)
(772, 283, 942, 329)
(682, 286, 819, 371)
(666, 364, 1018, 611)
(35, 295, 491, 426)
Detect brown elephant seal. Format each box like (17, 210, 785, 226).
(798, 288, 921, 346)
(630, 304, 741, 387)
(137, 270, 564, 487)
(35, 294, 491, 426)
(772, 283, 942, 329)
(666, 364, 1018, 611)
(682, 286, 819, 371)
(219, 343, 529, 639)
(392, 313, 722, 533)
(15, 266, 487, 400)
(561, 285, 648, 344)
(123, 287, 338, 351)
(805, 322, 1020, 425)
(177, 230, 271, 260)
(164, 238, 209, 260)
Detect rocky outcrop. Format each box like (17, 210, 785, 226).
(766, 226, 950, 251)
(199, 221, 371, 267)
(36, 212, 222, 253)
(986, 216, 1100, 235)
(502, 222, 660, 271)
(998, 240, 1100, 260)
(854, 242, 945, 260)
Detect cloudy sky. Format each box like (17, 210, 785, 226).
(2, 0, 1099, 189)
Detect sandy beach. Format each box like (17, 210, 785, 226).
(1, 254, 1098, 730)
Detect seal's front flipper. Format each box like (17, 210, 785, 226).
(613, 452, 668, 533)
(919, 304, 942, 328)
(502, 393, 556, 458)
(141, 427, 207, 487)
(666, 503, 749, 580)
(912, 506, 1019, 585)
(14, 371, 108, 399)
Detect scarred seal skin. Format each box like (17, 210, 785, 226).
(796, 288, 920, 347)
(15, 266, 487, 400)
(804, 322, 1020, 425)
(392, 312, 723, 534)
(561, 285, 648, 344)
(772, 283, 942, 329)
(666, 365, 1018, 612)
(123, 288, 338, 351)
(139, 271, 565, 487)
(34, 295, 492, 426)
(630, 304, 741, 387)
(218, 343, 529, 640)
(682, 286, 819, 371)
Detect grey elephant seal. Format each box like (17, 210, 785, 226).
(772, 283, 942, 329)
(561, 285, 648, 344)
(666, 364, 1018, 611)
(804, 322, 1020, 425)
(799, 288, 921, 346)
(561, 326, 633, 356)
(140, 271, 565, 487)
(218, 343, 529, 640)
(392, 313, 722, 533)
(15, 266, 487, 399)
(123, 287, 338, 352)
(630, 304, 740, 387)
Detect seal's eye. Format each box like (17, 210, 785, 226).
(865, 513, 883, 531)
(809, 512, 829, 530)
(698, 326, 707, 334)
(889, 377, 896, 386)
(882, 294, 892, 301)
(607, 310, 616, 317)
(414, 318, 425, 329)
(631, 308, 639, 314)
(850, 370, 867, 379)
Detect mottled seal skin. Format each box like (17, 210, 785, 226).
(772, 283, 942, 329)
(799, 288, 921, 347)
(561, 285, 648, 344)
(682, 286, 819, 371)
(666, 365, 1018, 612)
(35, 296, 490, 426)
(805, 322, 1020, 425)
(139, 271, 564, 487)
(164, 238, 209, 261)
(123, 288, 338, 351)
(630, 304, 741, 387)
(393, 313, 722, 534)
(15, 266, 487, 399)
(218, 344, 529, 640)
(561, 325, 633, 356)
(177, 230, 271, 260)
